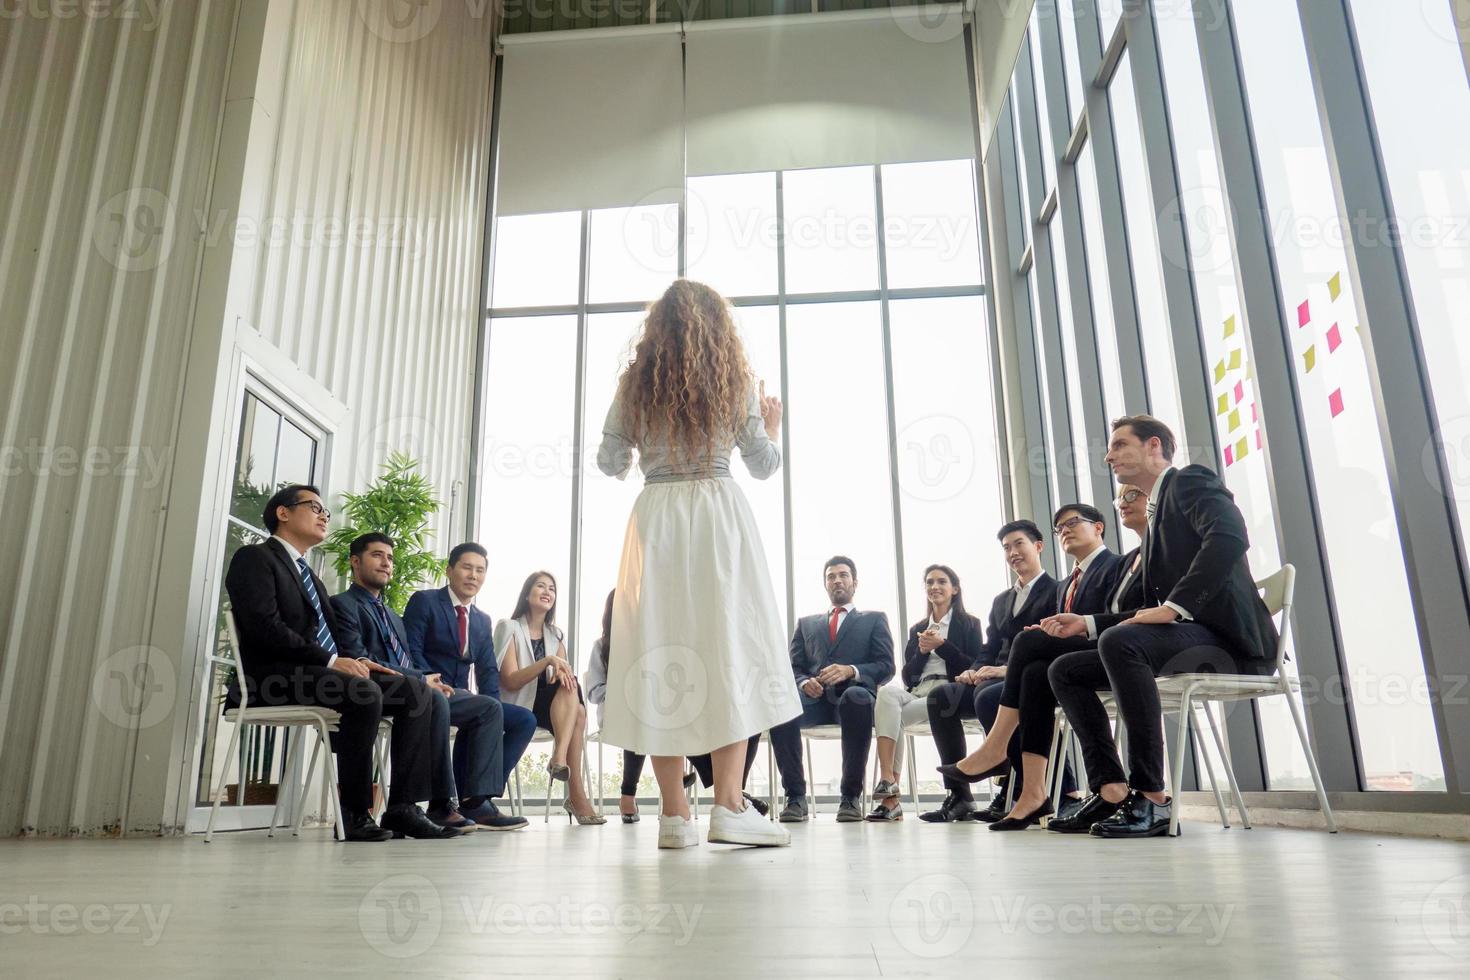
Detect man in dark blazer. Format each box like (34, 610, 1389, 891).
(920, 520, 1057, 822)
(1045, 416, 1279, 838)
(402, 543, 537, 818)
(332, 534, 527, 831)
(769, 556, 895, 823)
(223, 485, 458, 842)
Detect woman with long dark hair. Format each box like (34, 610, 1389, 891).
(596, 279, 799, 849)
(496, 569, 604, 825)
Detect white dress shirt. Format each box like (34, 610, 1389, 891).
(919, 607, 952, 680)
(1011, 574, 1041, 617)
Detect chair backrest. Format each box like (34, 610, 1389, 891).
(221, 610, 249, 712)
(1255, 563, 1295, 671)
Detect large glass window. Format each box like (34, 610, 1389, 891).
(1233, 0, 1443, 790)
(1056, 0, 1087, 122)
(686, 172, 778, 298)
(1076, 139, 1128, 425)
(880, 160, 983, 289)
(1050, 208, 1095, 504)
(1028, 12, 1059, 193)
(489, 211, 580, 308)
(783, 165, 880, 294)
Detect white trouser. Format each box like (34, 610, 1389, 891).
(875, 682, 941, 777)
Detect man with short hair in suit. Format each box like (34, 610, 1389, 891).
(936, 502, 1124, 830)
(768, 556, 896, 823)
(918, 520, 1057, 823)
(332, 533, 528, 831)
(223, 485, 459, 842)
(1044, 416, 1278, 838)
(402, 543, 537, 822)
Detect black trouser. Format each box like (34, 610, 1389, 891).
(928, 679, 1077, 800)
(999, 629, 1098, 758)
(769, 685, 876, 799)
(618, 735, 762, 797)
(430, 689, 503, 803)
(1048, 622, 1272, 794)
(250, 664, 434, 813)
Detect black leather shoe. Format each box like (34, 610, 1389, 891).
(835, 798, 863, 822)
(338, 810, 392, 842)
(1048, 793, 1123, 834)
(989, 798, 1054, 831)
(683, 769, 699, 789)
(919, 793, 976, 823)
(936, 760, 1010, 785)
(742, 792, 770, 818)
(381, 803, 463, 839)
(1090, 791, 1174, 838)
(971, 793, 1008, 824)
(779, 798, 809, 822)
(459, 800, 528, 831)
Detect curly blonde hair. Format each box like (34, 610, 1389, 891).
(616, 279, 754, 462)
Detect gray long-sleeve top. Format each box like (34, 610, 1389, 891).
(596, 387, 781, 483)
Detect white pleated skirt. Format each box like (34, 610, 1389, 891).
(601, 477, 801, 757)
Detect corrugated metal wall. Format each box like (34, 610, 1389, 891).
(0, 0, 496, 836)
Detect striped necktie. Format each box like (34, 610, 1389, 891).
(371, 596, 412, 670)
(295, 558, 339, 656)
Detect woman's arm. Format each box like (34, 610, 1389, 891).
(596, 395, 636, 479)
(583, 641, 608, 705)
(498, 635, 544, 692)
(735, 387, 781, 480)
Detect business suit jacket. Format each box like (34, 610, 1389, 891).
(331, 585, 422, 676)
(1056, 547, 1123, 616)
(899, 609, 986, 690)
(224, 538, 349, 684)
(1094, 466, 1278, 663)
(978, 571, 1058, 668)
(1106, 549, 1147, 615)
(402, 586, 500, 697)
(790, 608, 895, 696)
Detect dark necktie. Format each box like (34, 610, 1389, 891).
(295, 558, 339, 656)
(372, 596, 412, 670)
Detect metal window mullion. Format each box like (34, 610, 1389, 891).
(566, 210, 592, 670)
(873, 169, 909, 636)
(468, 53, 504, 542)
(1191, 0, 1361, 791)
(776, 171, 795, 637)
(1298, 0, 1470, 794)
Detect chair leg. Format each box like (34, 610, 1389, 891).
(596, 741, 604, 816)
(766, 735, 778, 821)
(296, 737, 323, 836)
(1168, 688, 1196, 837)
(1047, 714, 1065, 813)
(1284, 687, 1337, 832)
(1202, 701, 1249, 829)
(204, 718, 246, 843)
(905, 735, 919, 812)
(1188, 705, 1231, 828)
(315, 720, 346, 841)
(804, 738, 815, 817)
(268, 733, 302, 838)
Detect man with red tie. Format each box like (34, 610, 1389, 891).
(402, 543, 538, 825)
(767, 556, 896, 823)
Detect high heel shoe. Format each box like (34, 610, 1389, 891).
(988, 799, 1054, 831)
(621, 812, 641, 824)
(563, 801, 607, 825)
(936, 759, 1009, 785)
(547, 760, 571, 782)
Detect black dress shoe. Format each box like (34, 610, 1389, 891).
(936, 760, 1010, 785)
(918, 793, 976, 823)
(989, 799, 1054, 831)
(971, 793, 1008, 824)
(742, 792, 770, 818)
(338, 810, 392, 842)
(683, 769, 699, 789)
(1090, 791, 1174, 838)
(380, 803, 463, 839)
(1047, 793, 1123, 834)
(835, 798, 863, 822)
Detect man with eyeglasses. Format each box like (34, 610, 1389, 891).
(935, 502, 1124, 830)
(224, 484, 459, 842)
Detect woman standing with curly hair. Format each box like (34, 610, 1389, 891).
(597, 279, 799, 849)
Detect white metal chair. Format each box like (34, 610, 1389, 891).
(887, 717, 991, 813)
(204, 611, 345, 842)
(508, 729, 566, 822)
(798, 725, 870, 815)
(588, 728, 704, 821)
(1155, 564, 1337, 836)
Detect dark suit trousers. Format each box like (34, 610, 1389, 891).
(1049, 622, 1270, 793)
(926, 681, 985, 801)
(769, 686, 875, 799)
(999, 629, 1098, 758)
(251, 665, 434, 812)
(428, 690, 504, 803)
(619, 735, 761, 797)
(497, 703, 538, 798)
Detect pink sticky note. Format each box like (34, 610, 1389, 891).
(1234, 381, 1245, 404)
(1255, 429, 1263, 449)
(1329, 389, 1345, 417)
(1326, 323, 1342, 352)
(1298, 300, 1310, 327)
(1224, 445, 1235, 466)
(1251, 403, 1258, 422)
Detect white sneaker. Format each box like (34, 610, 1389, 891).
(708, 803, 791, 847)
(657, 814, 700, 849)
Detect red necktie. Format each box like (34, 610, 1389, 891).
(455, 605, 469, 659)
(1064, 568, 1082, 613)
(829, 607, 841, 644)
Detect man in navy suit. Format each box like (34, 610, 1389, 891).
(332, 534, 527, 831)
(402, 543, 537, 819)
(769, 556, 895, 823)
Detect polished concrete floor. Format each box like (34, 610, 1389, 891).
(4, 813, 1470, 977)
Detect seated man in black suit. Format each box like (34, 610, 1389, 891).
(1045, 416, 1278, 838)
(936, 502, 1123, 829)
(918, 521, 1056, 823)
(331, 533, 527, 832)
(769, 556, 895, 823)
(223, 485, 458, 841)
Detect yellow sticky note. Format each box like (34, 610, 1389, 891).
(1328, 273, 1342, 301)
(1235, 437, 1249, 461)
(1228, 348, 1242, 370)
(1228, 408, 1241, 432)
(1216, 393, 1229, 416)
(1214, 360, 1227, 384)
(1303, 345, 1316, 373)
(1223, 315, 1237, 338)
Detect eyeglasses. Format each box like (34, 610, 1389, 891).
(1053, 516, 1089, 536)
(286, 499, 331, 519)
(1114, 489, 1145, 507)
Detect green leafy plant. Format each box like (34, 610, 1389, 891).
(321, 452, 444, 614)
